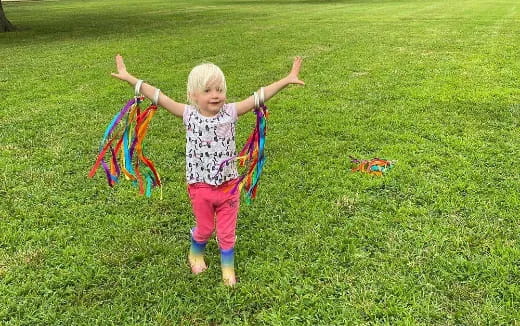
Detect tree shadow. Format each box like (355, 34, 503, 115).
(0, 0, 383, 46)
(220, 0, 388, 4)
(1, 4, 231, 46)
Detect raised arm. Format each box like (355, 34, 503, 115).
(111, 55, 186, 117)
(236, 56, 305, 116)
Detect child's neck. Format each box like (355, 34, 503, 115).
(198, 109, 217, 117)
(195, 104, 222, 118)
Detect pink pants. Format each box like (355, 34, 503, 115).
(187, 180, 240, 250)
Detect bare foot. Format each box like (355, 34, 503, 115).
(222, 267, 236, 286)
(188, 254, 207, 274)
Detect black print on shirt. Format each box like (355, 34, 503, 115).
(184, 105, 238, 185)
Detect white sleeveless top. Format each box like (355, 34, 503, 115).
(183, 103, 238, 185)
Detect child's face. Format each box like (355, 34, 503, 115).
(191, 81, 227, 117)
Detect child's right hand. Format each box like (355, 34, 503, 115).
(110, 54, 132, 82)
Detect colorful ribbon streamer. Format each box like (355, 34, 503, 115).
(88, 96, 161, 197)
(218, 104, 268, 204)
(350, 156, 395, 176)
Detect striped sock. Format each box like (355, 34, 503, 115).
(189, 231, 208, 274)
(220, 248, 235, 268)
(190, 236, 207, 256)
(220, 248, 236, 286)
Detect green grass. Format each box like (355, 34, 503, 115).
(1, 0, 520, 324)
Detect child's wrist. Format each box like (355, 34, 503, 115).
(124, 75, 137, 84)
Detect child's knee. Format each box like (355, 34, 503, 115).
(217, 231, 236, 250)
(193, 226, 214, 243)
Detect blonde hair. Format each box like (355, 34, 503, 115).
(187, 63, 227, 105)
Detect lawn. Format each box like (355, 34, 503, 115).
(1, 0, 520, 324)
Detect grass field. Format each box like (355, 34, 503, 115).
(1, 0, 520, 324)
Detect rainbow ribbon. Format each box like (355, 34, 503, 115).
(349, 156, 395, 176)
(218, 104, 268, 204)
(88, 96, 161, 197)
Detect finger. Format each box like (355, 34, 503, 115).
(291, 64, 301, 75)
(291, 58, 302, 73)
(115, 55, 125, 70)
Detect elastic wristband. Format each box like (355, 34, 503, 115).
(259, 87, 265, 106)
(135, 79, 144, 96)
(253, 91, 259, 109)
(153, 88, 160, 105)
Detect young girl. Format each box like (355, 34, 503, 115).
(111, 55, 304, 286)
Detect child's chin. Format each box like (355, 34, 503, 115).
(209, 104, 223, 111)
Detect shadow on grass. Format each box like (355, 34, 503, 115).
(1, 7, 230, 46)
(1, 0, 386, 46)
(220, 0, 395, 3)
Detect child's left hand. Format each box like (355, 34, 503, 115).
(286, 56, 305, 85)
(110, 54, 132, 82)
